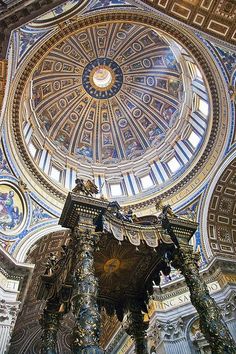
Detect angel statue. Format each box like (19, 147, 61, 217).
(84, 179, 99, 196)
(155, 199, 177, 218)
(72, 178, 87, 194)
(72, 178, 99, 196)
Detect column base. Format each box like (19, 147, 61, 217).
(72, 346, 104, 354)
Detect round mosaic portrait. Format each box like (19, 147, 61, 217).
(0, 183, 25, 235)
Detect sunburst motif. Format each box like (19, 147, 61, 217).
(95, 238, 142, 290)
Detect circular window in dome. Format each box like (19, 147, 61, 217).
(82, 58, 123, 99)
(92, 67, 113, 88)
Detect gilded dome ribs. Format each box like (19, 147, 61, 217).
(95, 100, 101, 162)
(107, 99, 126, 161)
(10, 13, 224, 205)
(47, 51, 84, 69)
(33, 81, 79, 113)
(119, 47, 171, 69)
(50, 92, 85, 142)
(115, 92, 149, 151)
(69, 95, 93, 157)
(111, 25, 142, 62)
(120, 86, 170, 134)
(103, 23, 118, 58)
(90, 26, 100, 59)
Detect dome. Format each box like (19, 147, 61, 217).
(30, 23, 188, 164)
(14, 18, 215, 206)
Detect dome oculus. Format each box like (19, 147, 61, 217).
(92, 67, 113, 88)
(82, 58, 123, 99)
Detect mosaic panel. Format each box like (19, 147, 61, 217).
(0, 145, 11, 175)
(215, 46, 236, 77)
(18, 25, 51, 59)
(88, 0, 134, 10)
(31, 201, 53, 225)
(0, 184, 24, 234)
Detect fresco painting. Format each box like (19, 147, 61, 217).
(32, 204, 52, 224)
(0, 148, 11, 174)
(0, 184, 24, 232)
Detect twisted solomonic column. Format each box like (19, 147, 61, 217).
(160, 212, 236, 354)
(124, 301, 149, 354)
(40, 306, 62, 354)
(71, 227, 103, 354)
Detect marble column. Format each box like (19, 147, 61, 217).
(71, 227, 103, 354)
(148, 317, 191, 354)
(0, 300, 19, 354)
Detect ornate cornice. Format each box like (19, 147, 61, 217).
(152, 257, 236, 301)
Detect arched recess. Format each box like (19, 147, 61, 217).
(201, 149, 236, 260)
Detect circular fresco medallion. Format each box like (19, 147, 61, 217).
(82, 58, 123, 99)
(0, 183, 25, 235)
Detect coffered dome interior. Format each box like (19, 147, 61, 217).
(21, 21, 210, 202)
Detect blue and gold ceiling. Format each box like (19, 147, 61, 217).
(31, 23, 185, 164)
(8, 9, 228, 208)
